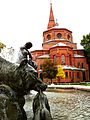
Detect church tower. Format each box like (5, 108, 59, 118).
(47, 2, 56, 29)
(42, 2, 77, 50)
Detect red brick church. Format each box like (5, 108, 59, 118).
(31, 3, 89, 83)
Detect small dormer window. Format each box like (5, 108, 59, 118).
(47, 34, 51, 40)
(57, 33, 62, 39)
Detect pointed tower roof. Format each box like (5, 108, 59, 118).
(47, 2, 56, 29)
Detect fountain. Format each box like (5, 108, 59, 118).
(24, 90, 90, 120)
(0, 48, 48, 120)
(0, 47, 20, 63)
(32, 91, 53, 120)
(1, 47, 90, 120)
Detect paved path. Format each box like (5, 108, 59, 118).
(48, 84, 90, 91)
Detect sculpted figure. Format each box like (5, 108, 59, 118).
(0, 56, 47, 120)
(17, 42, 38, 78)
(17, 42, 37, 70)
(33, 91, 53, 120)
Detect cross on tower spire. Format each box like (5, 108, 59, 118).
(50, 0, 52, 5)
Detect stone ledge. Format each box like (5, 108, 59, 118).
(48, 84, 90, 92)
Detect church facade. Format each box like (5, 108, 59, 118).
(31, 3, 89, 83)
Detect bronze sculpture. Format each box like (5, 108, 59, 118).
(0, 56, 47, 120)
(33, 91, 53, 120)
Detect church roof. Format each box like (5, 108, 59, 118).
(62, 65, 86, 71)
(37, 54, 50, 59)
(74, 54, 85, 58)
(51, 42, 67, 48)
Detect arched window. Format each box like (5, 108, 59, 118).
(47, 34, 51, 40)
(57, 33, 62, 39)
(65, 72, 68, 78)
(77, 72, 80, 79)
(53, 55, 56, 64)
(81, 63, 84, 68)
(77, 62, 80, 68)
(67, 34, 70, 40)
(61, 54, 65, 65)
(69, 72, 71, 78)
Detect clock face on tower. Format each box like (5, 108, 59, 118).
(47, 34, 51, 40)
(57, 33, 62, 39)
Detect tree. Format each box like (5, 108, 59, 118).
(56, 65, 65, 82)
(80, 33, 90, 77)
(0, 42, 6, 48)
(42, 59, 58, 83)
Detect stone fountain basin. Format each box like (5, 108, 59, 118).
(24, 90, 90, 120)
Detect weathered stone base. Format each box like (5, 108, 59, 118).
(0, 84, 27, 120)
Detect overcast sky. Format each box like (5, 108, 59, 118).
(0, 0, 90, 50)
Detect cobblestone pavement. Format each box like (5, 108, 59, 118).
(24, 89, 90, 120)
